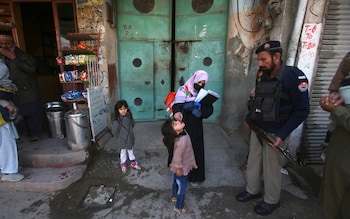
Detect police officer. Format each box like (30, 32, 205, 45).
(236, 41, 310, 216)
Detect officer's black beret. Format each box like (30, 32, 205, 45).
(255, 40, 283, 54)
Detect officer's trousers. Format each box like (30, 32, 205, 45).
(245, 131, 286, 204)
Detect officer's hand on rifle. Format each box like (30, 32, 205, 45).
(268, 136, 283, 151)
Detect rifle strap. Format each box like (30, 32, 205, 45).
(255, 131, 264, 147)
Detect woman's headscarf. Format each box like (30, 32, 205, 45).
(174, 70, 209, 103)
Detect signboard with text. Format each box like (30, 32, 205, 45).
(87, 86, 107, 141)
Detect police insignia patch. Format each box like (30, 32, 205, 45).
(298, 81, 309, 92)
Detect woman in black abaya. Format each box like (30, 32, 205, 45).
(172, 70, 213, 186)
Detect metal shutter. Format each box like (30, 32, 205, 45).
(299, 0, 350, 164)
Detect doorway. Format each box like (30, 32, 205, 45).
(12, 2, 61, 103)
(117, 0, 228, 122)
(8, 1, 76, 103)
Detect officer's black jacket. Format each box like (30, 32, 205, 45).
(247, 63, 310, 140)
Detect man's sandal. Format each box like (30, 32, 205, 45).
(173, 207, 190, 215)
(171, 197, 177, 202)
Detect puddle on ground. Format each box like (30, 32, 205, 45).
(82, 185, 116, 208)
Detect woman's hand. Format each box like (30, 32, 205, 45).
(173, 112, 183, 121)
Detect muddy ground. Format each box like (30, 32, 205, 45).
(0, 122, 324, 219)
(48, 149, 323, 219)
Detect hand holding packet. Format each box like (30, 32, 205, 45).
(183, 101, 194, 111)
(194, 102, 201, 109)
(192, 101, 202, 118)
(182, 101, 202, 117)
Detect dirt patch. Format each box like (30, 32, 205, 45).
(48, 149, 323, 219)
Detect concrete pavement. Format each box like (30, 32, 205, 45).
(0, 121, 324, 218)
(103, 120, 317, 200)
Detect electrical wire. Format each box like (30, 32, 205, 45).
(236, 0, 261, 33)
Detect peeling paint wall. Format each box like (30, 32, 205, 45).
(102, 1, 118, 126)
(222, 0, 298, 137)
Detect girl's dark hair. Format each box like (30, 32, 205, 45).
(114, 99, 133, 119)
(161, 119, 178, 148)
(161, 119, 178, 166)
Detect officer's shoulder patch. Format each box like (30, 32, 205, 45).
(298, 81, 309, 92)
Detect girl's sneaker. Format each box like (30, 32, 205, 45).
(120, 163, 127, 173)
(130, 161, 141, 170)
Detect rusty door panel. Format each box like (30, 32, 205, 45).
(117, 0, 228, 121)
(175, 0, 228, 122)
(117, 0, 171, 41)
(154, 41, 172, 119)
(118, 41, 155, 120)
(117, 0, 171, 120)
(176, 14, 228, 40)
(117, 14, 171, 41)
(174, 41, 192, 87)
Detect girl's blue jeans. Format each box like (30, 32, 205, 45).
(172, 173, 188, 209)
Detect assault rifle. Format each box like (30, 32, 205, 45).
(246, 118, 305, 167)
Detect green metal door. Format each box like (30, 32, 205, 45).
(175, 0, 228, 122)
(117, 0, 171, 121)
(117, 0, 228, 121)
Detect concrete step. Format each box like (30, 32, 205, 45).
(17, 135, 89, 168)
(0, 131, 112, 192)
(0, 165, 87, 192)
(0, 134, 93, 192)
